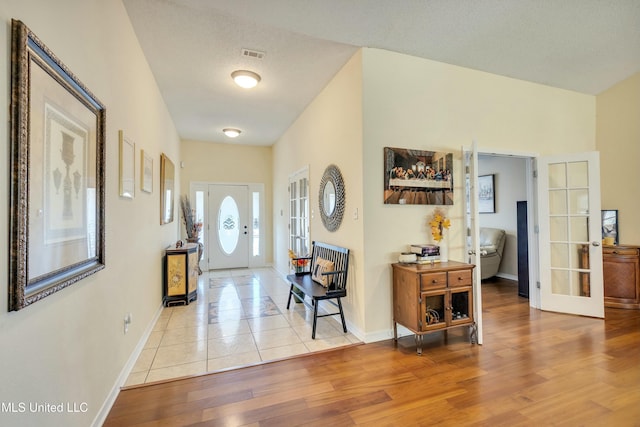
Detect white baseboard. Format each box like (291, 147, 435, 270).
(363, 327, 398, 343)
(496, 272, 518, 281)
(92, 303, 164, 427)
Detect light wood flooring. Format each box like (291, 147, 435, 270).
(105, 277, 640, 426)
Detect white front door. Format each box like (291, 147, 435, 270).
(464, 141, 483, 344)
(537, 152, 604, 318)
(208, 184, 250, 269)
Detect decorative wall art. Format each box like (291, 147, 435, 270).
(9, 20, 106, 311)
(319, 164, 345, 232)
(160, 153, 175, 224)
(384, 147, 453, 205)
(601, 209, 618, 245)
(141, 149, 153, 193)
(119, 130, 135, 199)
(478, 174, 496, 213)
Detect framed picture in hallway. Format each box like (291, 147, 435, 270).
(478, 174, 495, 213)
(8, 20, 106, 311)
(141, 149, 153, 193)
(383, 147, 454, 205)
(160, 153, 175, 224)
(119, 130, 135, 199)
(601, 210, 618, 245)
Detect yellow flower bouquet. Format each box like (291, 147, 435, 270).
(429, 208, 451, 243)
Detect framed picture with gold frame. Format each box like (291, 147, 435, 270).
(160, 153, 175, 224)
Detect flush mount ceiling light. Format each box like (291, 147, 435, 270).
(223, 128, 241, 138)
(231, 70, 261, 89)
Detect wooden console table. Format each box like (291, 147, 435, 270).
(603, 245, 640, 309)
(392, 261, 476, 355)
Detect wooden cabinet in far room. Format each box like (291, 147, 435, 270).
(603, 245, 640, 309)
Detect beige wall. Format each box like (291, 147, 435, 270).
(180, 139, 273, 263)
(361, 48, 596, 340)
(0, 1, 181, 426)
(273, 47, 596, 342)
(273, 51, 365, 334)
(596, 72, 640, 244)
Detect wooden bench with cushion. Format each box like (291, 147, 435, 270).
(286, 241, 350, 339)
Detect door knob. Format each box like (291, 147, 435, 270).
(468, 250, 476, 255)
(592, 241, 601, 247)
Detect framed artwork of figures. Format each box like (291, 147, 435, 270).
(384, 147, 454, 205)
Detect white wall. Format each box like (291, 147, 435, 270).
(272, 51, 366, 336)
(361, 48, 595, 341)
(0, 1, 180, 426)
(478, 155, 528, 280)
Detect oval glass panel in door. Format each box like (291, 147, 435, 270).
(218, 196, 240, 255)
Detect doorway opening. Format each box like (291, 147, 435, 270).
(472, 150, 539, 309)
(477, 154, 533, 297)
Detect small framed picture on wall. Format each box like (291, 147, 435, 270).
(478, 174, 495, 213)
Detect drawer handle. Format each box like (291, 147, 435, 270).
(432, 279, 437, 284)
(458, 277, 463, 280)
(612, 251, 618, 254)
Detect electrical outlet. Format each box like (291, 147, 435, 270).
(123, 312, 132, 334)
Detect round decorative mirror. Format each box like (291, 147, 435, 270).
(322, 181, 336, 215)
(319, 164, 345, 232)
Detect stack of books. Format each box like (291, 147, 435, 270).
(409, 244, 440, 263)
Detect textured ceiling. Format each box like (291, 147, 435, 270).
(123, 0, 640, 146)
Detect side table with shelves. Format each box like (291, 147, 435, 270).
(392, 261, 476, 355)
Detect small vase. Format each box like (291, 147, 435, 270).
(439, 236, 449, 263)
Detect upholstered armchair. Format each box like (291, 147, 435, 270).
(479, 227, 506, 280)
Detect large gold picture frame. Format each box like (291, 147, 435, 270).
(9, 20, 106, 311)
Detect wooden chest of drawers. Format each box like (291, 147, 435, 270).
(603, 245, 640, 309)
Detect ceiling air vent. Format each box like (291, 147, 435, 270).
(241, 48, 265, 60)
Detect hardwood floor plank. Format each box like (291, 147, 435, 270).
(105, 278, 640, 426)
(258, 390, 391, 427)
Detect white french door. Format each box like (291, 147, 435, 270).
(463, 141, 483, 344)
(208, 184, 250, 269)
(537, 152, 604, 318)
(289, 168, 310, 261)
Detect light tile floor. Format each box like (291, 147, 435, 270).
(125, 267, 360, 386)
